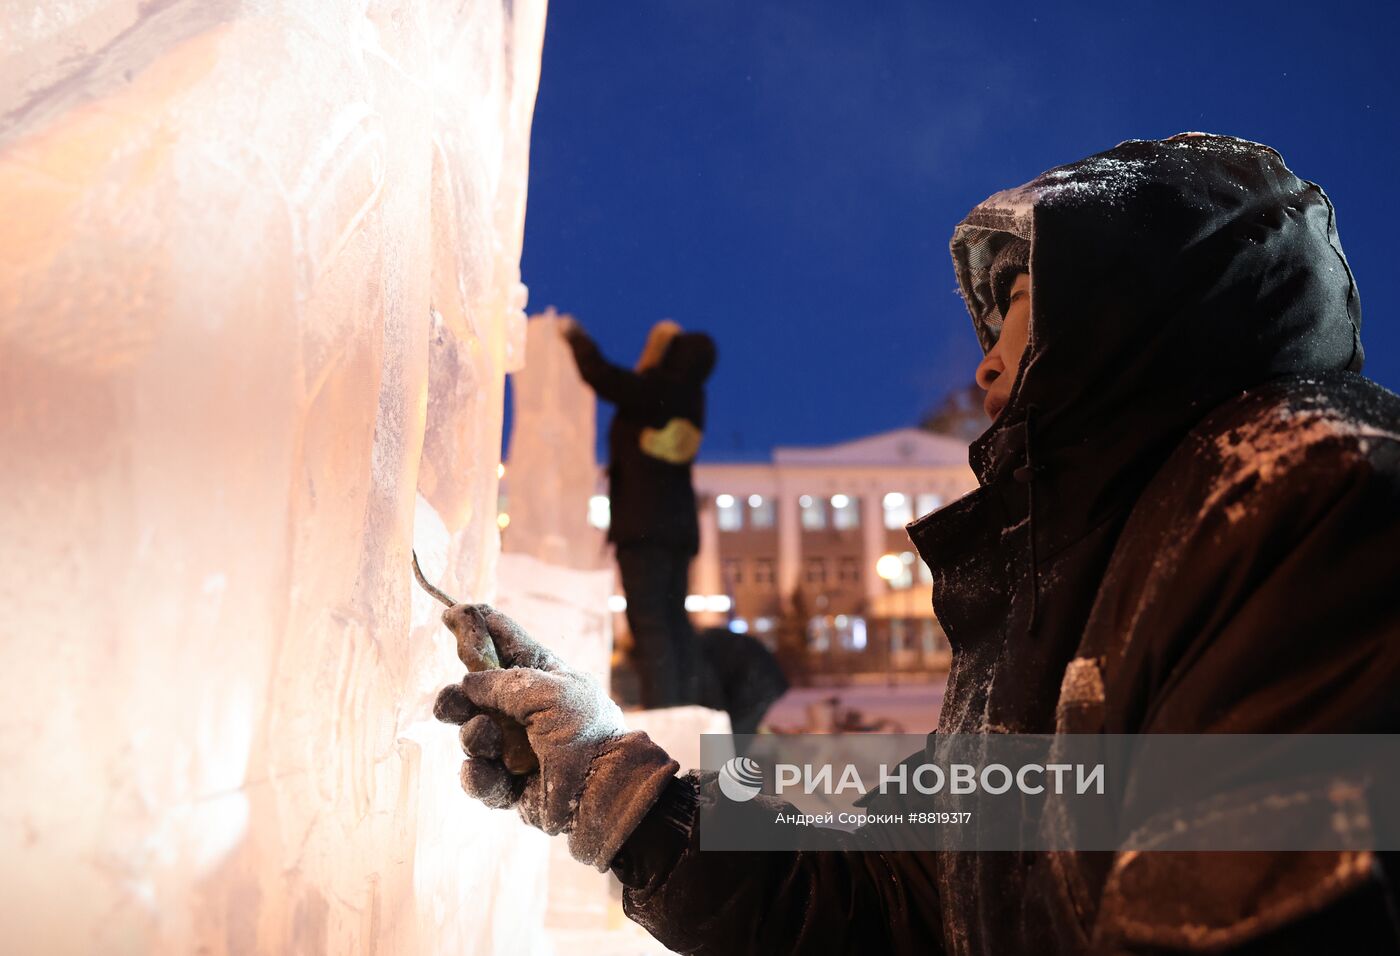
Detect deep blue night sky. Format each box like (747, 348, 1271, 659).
(518, 1, 1399, 460)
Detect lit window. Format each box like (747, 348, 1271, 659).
(748, 494, 775, 529)
(800, 495, 827, 530)
(883, 491, 913, 530)
(804, 557, 827, 585)
(716, 494, 743, 531)
(588, 494, 611, 530)
(831, 494, 860, 530)
(838, 556, 860, 584)
(915, 492, 943, 516)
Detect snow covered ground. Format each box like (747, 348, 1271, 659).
(762, 679, 948, 735)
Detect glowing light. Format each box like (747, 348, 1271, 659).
(497, 462, 506, 479)
(716, 494, 735, 509)
(497, 512, 510, 530)
(704, 594, 732, 613)
(799, 495, 813, 508)
(587, 495, 610, 530)
(728, 619, 749, 634)
(851, 617, 868, 650)
(830, 493, 850, 509)
(684, 594, 706, 612)
(748, 494, 763, 507)
(876, 553, 904, 581)
(607, 594, 627, 612)
(883, 492, 905, 508)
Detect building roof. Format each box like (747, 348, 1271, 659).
(769, 427, 969, 468)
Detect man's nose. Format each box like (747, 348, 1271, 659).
(975, 349, 1003, 391)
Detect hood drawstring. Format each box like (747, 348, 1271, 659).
(1014, 405, 1041, 632)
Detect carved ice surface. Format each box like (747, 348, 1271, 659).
(0, 1, 548, 953)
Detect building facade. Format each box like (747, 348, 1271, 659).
(689, 428, 977, 680)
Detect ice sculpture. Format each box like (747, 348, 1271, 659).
(504, 310, 609, 570)
(0, 1, 550, 953)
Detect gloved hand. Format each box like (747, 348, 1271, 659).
(434, 604, 679, 870)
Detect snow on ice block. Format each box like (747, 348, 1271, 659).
(495, 553, 615, 686)
(626, 706, 735, 773)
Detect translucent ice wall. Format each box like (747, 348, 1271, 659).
(0, 1, 548, 952)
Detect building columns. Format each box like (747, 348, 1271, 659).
(776, 489, 801, 607)
(861, 492, 887, 605)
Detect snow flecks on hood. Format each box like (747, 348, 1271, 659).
(1201, 390, 1400, 525)
(949, 151, 1152, 349)
(1033, 155, 1150, 209)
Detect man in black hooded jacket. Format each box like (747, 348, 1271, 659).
(561, 318, 718, 708)
(436, 134, 1400, 953)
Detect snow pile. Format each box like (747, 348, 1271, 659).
(0, 1, 548, 953)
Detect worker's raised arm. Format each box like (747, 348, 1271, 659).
(560, 318, 658, 412)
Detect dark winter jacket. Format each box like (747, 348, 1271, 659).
(566, 328, 717, 554)
(609, 135, 1400, 954)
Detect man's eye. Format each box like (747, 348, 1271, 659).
(1010, 290, 1026, 304)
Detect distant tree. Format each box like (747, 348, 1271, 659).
(919, 382, 989, 441)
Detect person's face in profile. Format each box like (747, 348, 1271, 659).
(975, 272, 1030, 422)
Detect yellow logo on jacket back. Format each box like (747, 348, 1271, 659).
(640, 418, 702, 464)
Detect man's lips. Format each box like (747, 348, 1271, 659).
(984, 394, 1006, 421)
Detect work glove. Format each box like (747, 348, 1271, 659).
(433, 604, 679, 870)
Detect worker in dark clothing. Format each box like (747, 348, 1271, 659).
(436, 134, 1400, 953)
(560, 317, 718, 708)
